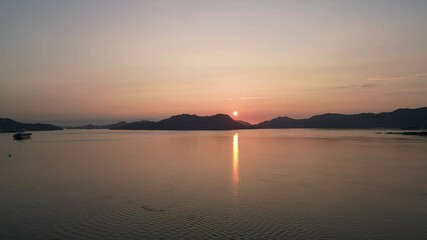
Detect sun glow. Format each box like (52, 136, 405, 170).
(233, 111, 238, 117)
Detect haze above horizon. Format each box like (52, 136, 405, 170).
(1, 0, 427, 124)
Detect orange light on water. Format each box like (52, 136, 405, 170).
(232, 133, 239, 198)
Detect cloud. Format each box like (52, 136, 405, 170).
(334, 84, 359, 89)
(332, 83, 376, 89)
(367, 72, 427, 81)
(412, 73, 427, 77)
(239, 96, 269, 100)
(226, 96, 269, 101)
(361, 83, 376, 88)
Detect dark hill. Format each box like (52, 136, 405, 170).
(236, 120, 252, 126)
(256, 107, 427, 129)
(67, 121, 128, 129)
(0, 118, 63, 132)
(111, 114, 248, 130)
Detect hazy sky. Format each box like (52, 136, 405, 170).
(1, 0, 427, 124)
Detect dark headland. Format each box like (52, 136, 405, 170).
(0, 118, 63, 132)
(385, 131, 427, 137)
(256, 107, 427, 129)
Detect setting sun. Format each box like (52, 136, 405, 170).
(233, 111, 238, 117)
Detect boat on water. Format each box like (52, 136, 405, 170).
(13, 131, 32, 140)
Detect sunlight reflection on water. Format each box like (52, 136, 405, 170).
(232, 133, 239, 199)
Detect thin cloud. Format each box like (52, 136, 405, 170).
(361, 83, 376, 88)
(367, 73, 427, 81)
(334, 84, 359, 89)
(332, 83, 375, 89)
(226, 96, 269, 101)
(239, 96, 269, 100)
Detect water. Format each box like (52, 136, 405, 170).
(1, 129, 427, 239)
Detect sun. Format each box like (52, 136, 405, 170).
(233, 111, 238, 117)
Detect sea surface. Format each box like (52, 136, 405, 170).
(1, 129, 427, 239)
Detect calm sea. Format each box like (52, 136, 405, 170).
(1, 129, 427, 239)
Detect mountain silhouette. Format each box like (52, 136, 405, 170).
(3, 107, 426, 132)
(236, 120, 252, 126)
(0, 118, 63, 132)
(67, 121, 128, 129)
(111, 114, 248, 130)
(256, 107, 427, 129)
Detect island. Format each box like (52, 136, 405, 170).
(111, 114, 249, 130)
(66, 121, 128, 129)
(256, 107, 427, 129)
(0, 118, 63, 132)
(385, 132, 427, 137)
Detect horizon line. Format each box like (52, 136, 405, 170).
(3, 105, 426, 127)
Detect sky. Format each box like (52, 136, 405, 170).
(1, 0, 427, 125)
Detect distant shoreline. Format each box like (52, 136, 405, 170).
(385, 131, 427, 137)
(2, 106, 427, 132)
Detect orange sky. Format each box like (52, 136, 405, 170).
(1, 1, 427, 125)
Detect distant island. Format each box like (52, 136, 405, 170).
(111, 114, 248, 130)
(112, 107, 427, 130)
(256, 107, 427, 129)
(385, 131, 427, 137)
(0, 118, 63, 132)
(66, 121, 128, 130)
(109, 107, 427, 130)
(3, 107, 427, 132)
